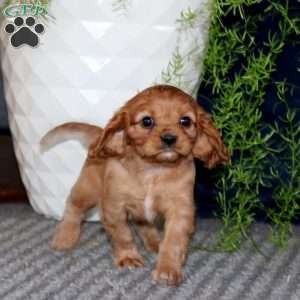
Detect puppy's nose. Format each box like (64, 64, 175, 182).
(160, 133, 177, 147)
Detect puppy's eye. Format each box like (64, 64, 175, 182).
(180, 116, 191, 127)
(141, 116, 154, 128)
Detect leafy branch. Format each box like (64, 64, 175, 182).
(199, 0, 300, 251)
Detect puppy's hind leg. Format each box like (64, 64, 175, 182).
(136, 221, 161, 254)
(51, 163, 101, 251)
(51, 195, 95, 251)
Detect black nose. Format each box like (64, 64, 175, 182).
(160, 133, 177, 147)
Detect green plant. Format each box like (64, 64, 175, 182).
(199, 0, 300, 251)
(112, 0, 132, 13)
(266, 82, 300, 247)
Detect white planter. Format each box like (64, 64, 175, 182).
(1, 0, 211, 220)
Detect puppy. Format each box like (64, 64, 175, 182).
(41, 85, 229, 286)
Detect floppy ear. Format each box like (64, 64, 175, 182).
(192, 105, 229, 168)
(89, 111, 128, 158)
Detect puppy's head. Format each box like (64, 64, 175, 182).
(90, 85, 229, 167)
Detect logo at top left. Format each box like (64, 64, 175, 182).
(3, 1, 48, 48)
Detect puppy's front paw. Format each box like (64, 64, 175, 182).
(51, 222, 80, 251)
(152, 262, 183, 286)
(114, 251, 145, 269)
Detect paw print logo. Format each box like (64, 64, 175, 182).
(4, 16, 45, 48)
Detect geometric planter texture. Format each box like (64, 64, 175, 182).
(1, 0, 212, 220)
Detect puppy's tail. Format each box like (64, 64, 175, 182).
(40, 122, 103, 153)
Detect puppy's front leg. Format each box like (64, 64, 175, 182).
(152, 205, 195, 286)
(102, 208, 145, 268)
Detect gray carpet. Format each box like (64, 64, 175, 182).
(0, 203, 299, 300)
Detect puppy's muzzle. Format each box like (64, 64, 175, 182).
(160, 133, 177, 147)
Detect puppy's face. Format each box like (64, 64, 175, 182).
(127, 94, 197, 163)
(91, 85, 229, 168)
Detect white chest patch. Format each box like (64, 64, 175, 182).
(143, 168, 162, 223)
(144, 195, 156, 223)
